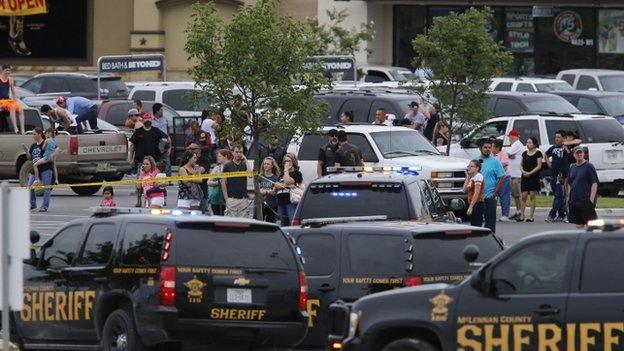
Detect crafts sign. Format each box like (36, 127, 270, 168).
(554, 11, 583, 43)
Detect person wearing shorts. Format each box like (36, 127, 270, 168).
(567, 146, 598, 227)
(506, 129, 525, 220)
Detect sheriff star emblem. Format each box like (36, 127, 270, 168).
(429, 290, 453, 321)
(184, 275, 206, 303)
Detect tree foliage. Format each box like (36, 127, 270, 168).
(185, 0, 330, 219)
(308, 8, 375, 56)
(412, 7, 512, 155)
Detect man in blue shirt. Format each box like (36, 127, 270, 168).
(545, 130, 568, 222)
(56, 96, 98, 133)
(475, 139, 505, 233)
(567, 145, 598, 227)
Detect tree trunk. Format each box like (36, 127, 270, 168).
(252, 137, 264, 221)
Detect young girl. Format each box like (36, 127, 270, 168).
(462, 159, 485, 227)
(99, 186, 117, 207)
(145, 161, 168, 208)
(137, 156, 158, 208)
(208, 149, 232, 215)
(32, 128, 59, 186)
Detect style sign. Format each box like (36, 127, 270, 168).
(99, 55, 165, 73)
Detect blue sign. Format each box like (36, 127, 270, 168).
(532, 6, 555, 18)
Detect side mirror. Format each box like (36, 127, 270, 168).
(463, 244, 480, 263)
(460, 138, 471, 148)
(469, 266, 489, 294)
(30, 230, 40, 245)
(449, 198, 466, 211)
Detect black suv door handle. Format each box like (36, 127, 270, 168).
(534, 306, 560, 316)
(318, 284, 335, 293)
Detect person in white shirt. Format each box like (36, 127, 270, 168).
(372, 108, 393, 126)
(200, 109, 219, 146)
(506, 129, 525, 221)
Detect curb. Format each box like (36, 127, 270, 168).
(534, 207, 624, 215)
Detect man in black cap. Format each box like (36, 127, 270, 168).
(317, 129, 339, 177)
(334, 130, 363, 167)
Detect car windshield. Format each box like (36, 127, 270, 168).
(300, 186, 410, 220)
(599, 75, 624, 92)
(371, 130, 440, 158)
(524, 97, 580, 114)
(535, 82, 573, 92)
(598, 96, 624, 117)
(390, 69, 418, 81)
(577, 119, 624, 143)
(95, 79, 129, 98)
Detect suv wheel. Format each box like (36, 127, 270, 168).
(102, 308, 144, 351)
(382, 338, 439, 351)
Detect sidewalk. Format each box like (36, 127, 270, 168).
(533, 207, 624, 216)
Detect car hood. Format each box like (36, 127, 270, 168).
(383, 155, 469, 170)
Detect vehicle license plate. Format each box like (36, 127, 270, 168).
(227, 288, 252, 304)
(96, 162, 110, 171)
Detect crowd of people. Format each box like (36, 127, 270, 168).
(463, 129, 599, 232)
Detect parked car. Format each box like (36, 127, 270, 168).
(128, 82, 212, 117)
(448, 114, 624, 196)
(331, 219, 624, 351)
(312, 90, 421, 124)
(550, 90, 624, 123)
(344, 65, 418, 83)
(1, 108, 132, 195)
(14, 208, 308, 350)
(284, 220, 503, 349)
(21, 72, 129, 99)
(489, 77, 573, 92)
(291, 169, 461, 226)
(557, 68, 624, 92)
(486, 92, 581, 117)
(287, 125, 469, 211)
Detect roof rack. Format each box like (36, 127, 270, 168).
(90, 206, 203, 217)
(301, 215, 388, 227)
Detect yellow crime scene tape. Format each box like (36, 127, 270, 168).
(26, 171, 256, 190)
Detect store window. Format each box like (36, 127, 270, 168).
(535, 8, 596, 75)
(393, 5, 426, 69)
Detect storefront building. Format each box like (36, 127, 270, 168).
(388, 1, 624, 75)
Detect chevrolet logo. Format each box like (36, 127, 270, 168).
(234, 277, 250, 286)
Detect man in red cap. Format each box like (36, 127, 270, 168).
(506, 129, 525, 221)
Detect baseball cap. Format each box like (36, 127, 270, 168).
(336, 130, 347, 139)
(55, 96, 67, 105)
(572, 145, 584, 153)
(408, 101, 419, 108)
(327, 129, 338, 137)
(127, 108, 139, 116)
(507, 129, 520, 137)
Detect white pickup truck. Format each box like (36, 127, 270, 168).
(286, 124, 470, 209)
(445, 114, 624, 196)
(0, 108, 132, 195)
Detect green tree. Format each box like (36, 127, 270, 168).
(412, 7, 512, 155)
(308, 8, 375, 56)
(185, 0, 329, 219)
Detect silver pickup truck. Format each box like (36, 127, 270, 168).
(0, 108, 132, 195)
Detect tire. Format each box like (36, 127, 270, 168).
(18, 160, 44, 197)
(382, 338, 439, 351)
(105, 173, 125, 182)
(70, 184, 102, 196)
(102, 308, 144, 351)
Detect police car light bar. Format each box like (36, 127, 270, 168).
(586, 218, 624, 232)
(301, 215, 388, 227)
(90, 206, 203, 217)
(326, 166, 421, 174)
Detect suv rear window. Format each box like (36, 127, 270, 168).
(300, 185, 410, 220)
(413, 233, 502, 275)
(578, 119, 624, 143)
(175, 223, 295, 269)
(163, 89, 210, 112)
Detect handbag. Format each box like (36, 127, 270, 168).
(289, 182, 306, 204)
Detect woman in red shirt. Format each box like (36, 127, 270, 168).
(462, 159, 486, 227)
